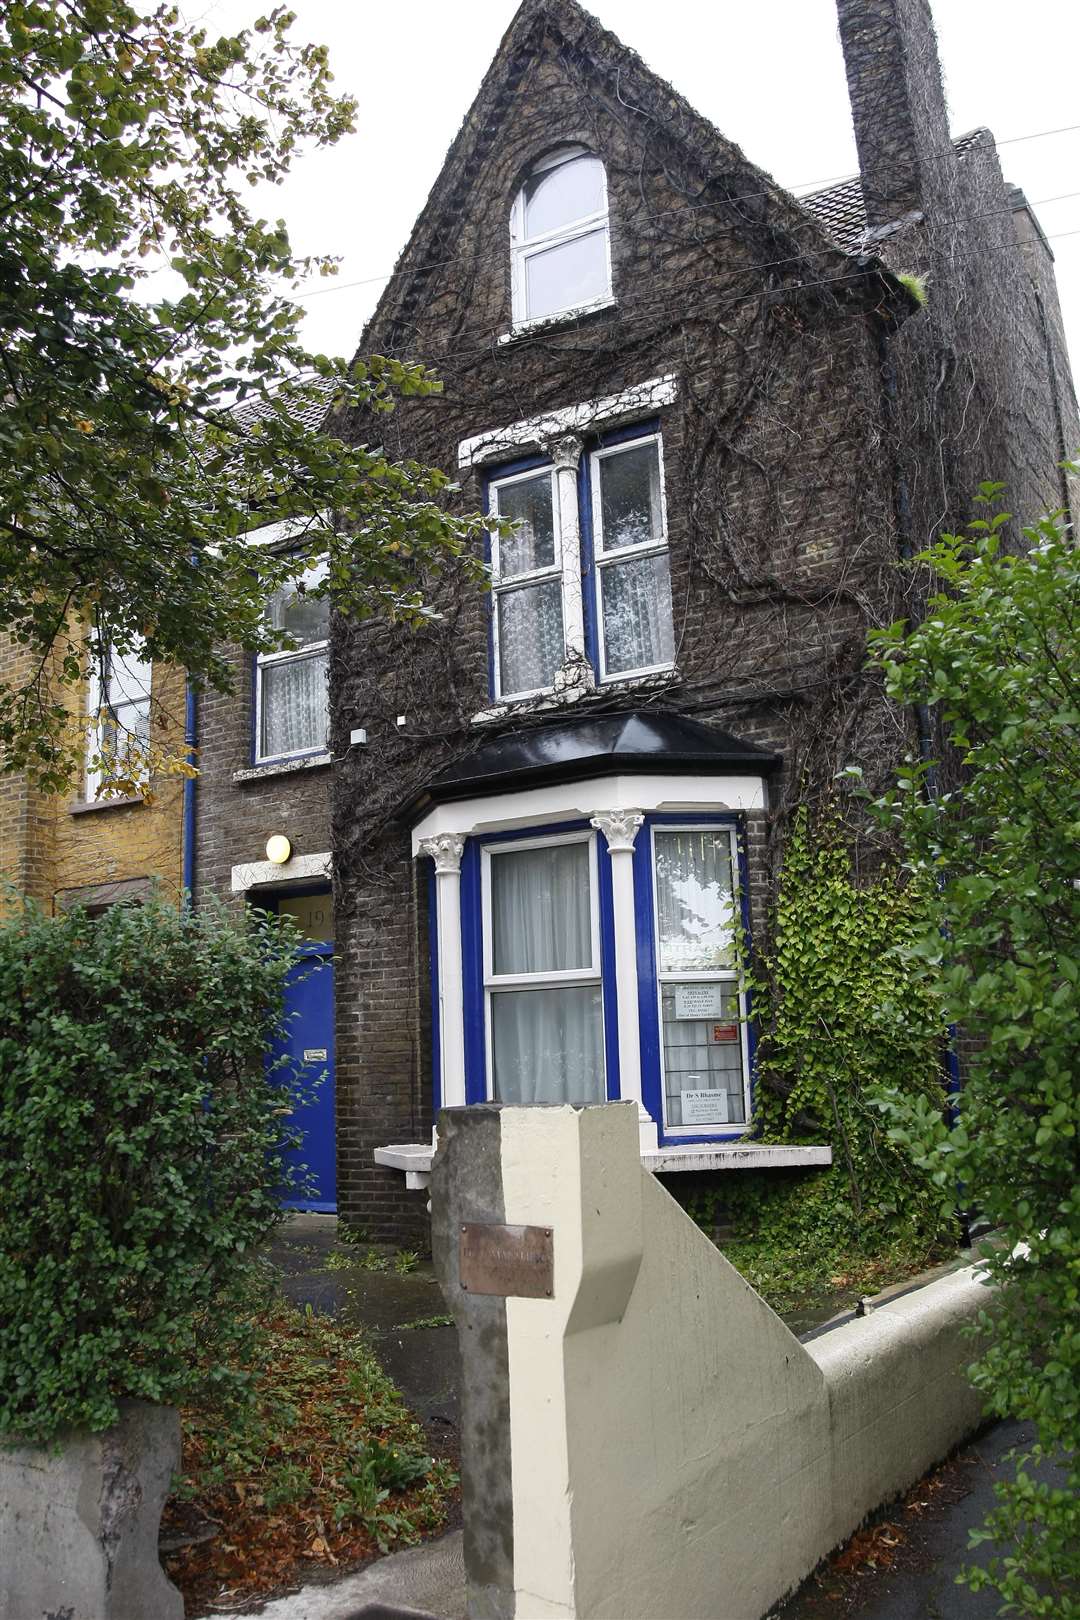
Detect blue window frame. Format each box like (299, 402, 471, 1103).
(431, 811, 753, 1143)
(484, 421, 675, 703)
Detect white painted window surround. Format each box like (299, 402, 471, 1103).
(458, 374, 678, 470)
(509, 146, 612, 331)
(255, 558, 330, 764)
(487, 430, 675, 702)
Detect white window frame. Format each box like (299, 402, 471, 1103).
(480, 829, 604, 1103)
(85, 645, 152, 800)
(254, 562, 330, 764)
(488, 465, 565, 702)
(510, 146, 612, 329)
(487, 433, 676, 703)
(648, 823, 751, 1137)
(589, 431, 674, 683)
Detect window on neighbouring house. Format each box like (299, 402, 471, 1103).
(482, 832, 606, 1106)
(85, 643, 152, 799)
(256, 559, 330, 761)
(510, 147, 611, 326)
(487, 431, 675, 702)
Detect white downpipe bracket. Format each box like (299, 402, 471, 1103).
(419, 834, 467, 1111)
(590, 809, 656, 1150)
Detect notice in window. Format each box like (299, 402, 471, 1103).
(674, 982, 725, 1020)
(680, 1089, 730, 1126)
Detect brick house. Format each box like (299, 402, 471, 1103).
(0, 629, 188, 919)
(194, 0, 1077, 1239)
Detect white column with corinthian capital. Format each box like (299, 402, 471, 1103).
(550, 436, 588, 670)
(590, 809, 657, 1150)
(419, 833, 467, 1112)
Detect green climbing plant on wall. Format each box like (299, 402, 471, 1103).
(687, 807, 957, 1304)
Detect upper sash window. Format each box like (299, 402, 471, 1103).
(256, 559, 330, 762)
(510, 147, 611, 326)
(86, 643, 152, 798)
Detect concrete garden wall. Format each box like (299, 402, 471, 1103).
(431, 1102, 986, 1620)
(0, 1400, 183, 1620)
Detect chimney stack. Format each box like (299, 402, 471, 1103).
(835, 0, 954, 233)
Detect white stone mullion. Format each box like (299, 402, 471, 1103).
(419, 834, 467, 1114)
(551, 436, 586, 664)
(590, 809, 657, 1150)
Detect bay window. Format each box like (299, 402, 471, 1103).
(487, 429, 674, 702)
(256, 559, 330, 762)
(424, 805, 754, 1143)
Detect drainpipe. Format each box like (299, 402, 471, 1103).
(181, 681, 197, 904)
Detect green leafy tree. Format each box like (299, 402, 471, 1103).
(0, 2, 487, 790)
(0, 894, 309, 1442)
(866, 477, 1080, 1619)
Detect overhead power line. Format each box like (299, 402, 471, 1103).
(287, 120, 1080, 304)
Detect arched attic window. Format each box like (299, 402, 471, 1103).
(510, 146, 611, 326)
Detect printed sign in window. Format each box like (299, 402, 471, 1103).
(680, 1088, 730, 1125)
(673, 982, 725, 1020)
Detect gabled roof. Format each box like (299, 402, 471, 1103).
(803, 130, 989, 254)
(355, 0, 905, 360)
(402, 708, 780, 820)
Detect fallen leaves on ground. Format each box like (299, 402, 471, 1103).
(160, 1304, 457, 1617)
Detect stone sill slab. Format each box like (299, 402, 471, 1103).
(232, 751, 332, 784)
(374, 1140, 831, 1190)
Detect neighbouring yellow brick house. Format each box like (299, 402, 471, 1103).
(0, 628, 188, 916)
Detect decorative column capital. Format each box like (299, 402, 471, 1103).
(550, 434, 583, 474)
(419, 833, 465, 875)
(590, 809, 645, 854)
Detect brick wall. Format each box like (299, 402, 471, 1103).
(193, 644, 332, 907)
(1, 630, 186, 913)
(324, 1, 912, 1237)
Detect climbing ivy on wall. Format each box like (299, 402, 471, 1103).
(688, 808, 955, 1273)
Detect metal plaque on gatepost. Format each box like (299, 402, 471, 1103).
(459, 1222, 554, 1298)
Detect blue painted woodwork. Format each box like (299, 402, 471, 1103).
(263, 891, 336, 1211)
(432, 811, 753, 1143)
(276, 939, 336, 1210)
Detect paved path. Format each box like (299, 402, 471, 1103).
(777, 1419, 1067, 1620)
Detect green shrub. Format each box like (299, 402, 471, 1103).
(866, 482, 1080, 1616)
(0, 895, 310, 1443)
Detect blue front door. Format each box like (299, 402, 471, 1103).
(269, 890, 336, 1211)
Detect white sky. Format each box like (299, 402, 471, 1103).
(194, 0, 1080, 417)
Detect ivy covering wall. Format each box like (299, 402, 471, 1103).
(687, 809, 954, 1287)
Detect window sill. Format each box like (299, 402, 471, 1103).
(233, 751, 332, 784)
(374, 1138, 832, 1190)
(496, 296, 618, 346)
(69, 794, 146, 816)
(470, 667, 682, 727)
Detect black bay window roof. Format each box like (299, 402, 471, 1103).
(400, 708, 780, 821)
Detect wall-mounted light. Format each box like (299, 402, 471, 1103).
(265, 834, 292, 865)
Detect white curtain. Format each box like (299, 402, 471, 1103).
(491, 842, 590, 973)
(260, 650, 329, 757)
(492, 986, 605, 1104)
(601, 552, 674, 673)
(489, 841, 604, 1103)
(654, 831, 735, 971)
